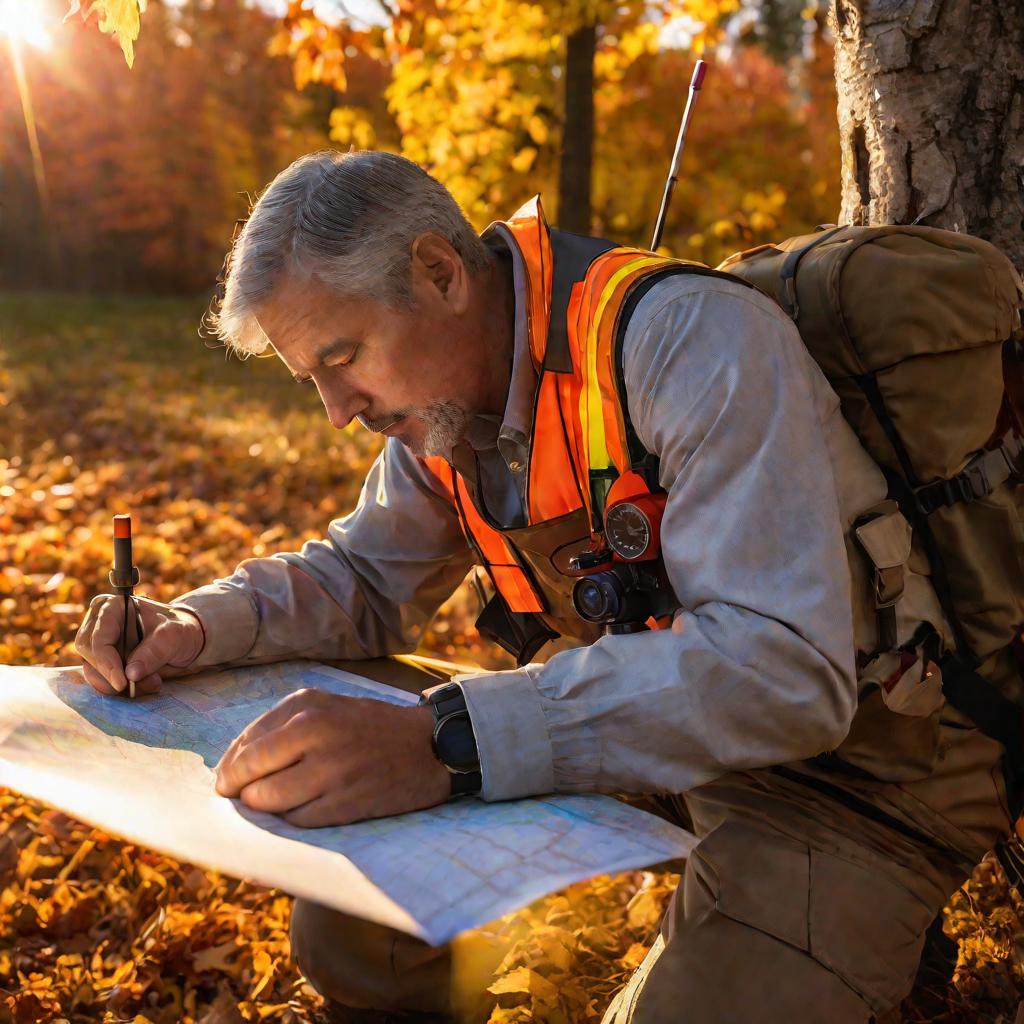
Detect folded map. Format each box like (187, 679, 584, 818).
(0, 661, 696, 945)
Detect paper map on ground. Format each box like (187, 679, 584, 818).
(0, 661, 696, 944)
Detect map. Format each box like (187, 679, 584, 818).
(0, 661, 696, 945)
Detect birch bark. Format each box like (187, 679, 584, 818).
(828, 0, 1024, 269)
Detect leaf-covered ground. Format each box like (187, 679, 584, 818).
(0, 293, 1022, 1023)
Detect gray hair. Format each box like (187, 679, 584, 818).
(206, 150, 492, 356)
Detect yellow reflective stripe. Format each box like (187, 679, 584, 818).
(579, 256, 666, 471)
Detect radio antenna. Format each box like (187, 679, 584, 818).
(650, 59, 707, 252)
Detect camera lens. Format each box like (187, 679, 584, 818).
(575, 580, 606, 619)
(573, 575, 622, 622)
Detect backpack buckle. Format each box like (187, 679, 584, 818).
(955, 461, 991, 505)
(1004, 431, 1024, 482)
(915, 434, 1021, 515)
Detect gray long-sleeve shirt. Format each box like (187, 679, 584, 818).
(175, 260, 924, 803)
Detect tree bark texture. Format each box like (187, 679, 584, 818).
(557, 23, 596, 234)
(829, 0, 1024, 269)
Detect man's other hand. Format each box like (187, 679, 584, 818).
(75, 596, 206, 696)
(214, 690, 452, 827)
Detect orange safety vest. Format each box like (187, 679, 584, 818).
(421, 197, 738, 656)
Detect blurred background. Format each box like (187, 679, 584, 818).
(1, 0, 840, 292)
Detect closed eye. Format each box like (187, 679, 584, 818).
(326, 346, 358, 369)
(291, 342, 358, 384)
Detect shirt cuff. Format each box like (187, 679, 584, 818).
(171, 581, 259, 670)
(455, 667, 554, 801)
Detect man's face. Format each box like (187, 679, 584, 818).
(255, 236, 502, 457)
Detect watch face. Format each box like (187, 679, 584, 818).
(605, 502, 651, 559)
(435, 714, 480, 772)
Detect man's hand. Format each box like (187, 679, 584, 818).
(75, 596, 206, 696)
(214, 689, 452, 827)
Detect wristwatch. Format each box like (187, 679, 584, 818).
(422, 683, 482, 797)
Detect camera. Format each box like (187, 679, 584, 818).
(572, 562, 676, 634)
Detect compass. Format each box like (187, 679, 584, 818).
(604, 501, 653, 560)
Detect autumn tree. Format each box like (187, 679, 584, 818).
(829, 0, 1024, 270)
(31, 0, 844, 278)
(264, 0, 847, 262)
(271, 1, 722, 230)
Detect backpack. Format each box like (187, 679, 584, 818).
(717, 225, 1024, 807)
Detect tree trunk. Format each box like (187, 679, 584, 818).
(557, 23, 596, 234)
(829, 0, 1024, 270)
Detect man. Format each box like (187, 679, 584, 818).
(76, 150, 1010, 1022)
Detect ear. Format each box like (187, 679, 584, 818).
(410, 233, 470, 315)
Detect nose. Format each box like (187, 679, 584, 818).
(313, 374, 368, 431)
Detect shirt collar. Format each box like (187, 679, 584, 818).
(453, 222, 536, 465)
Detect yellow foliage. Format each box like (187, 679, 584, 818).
(618, 941, 649, 971)
(710, 217, 737, 239)
(266, 0, 712, 226)
(624, 884, 666, 931)
(620, 22, 659, 63)
(510, 147, 538, 173)
(741, 184, 788, 214)
(329, 107, 378, 151)
(488, 965, 560, 1005)
(65, 0, 146, 67)
(527, 114, 550, 146)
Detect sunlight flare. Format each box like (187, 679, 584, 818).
(2, 4, 52, 219)
(0, 0, 53, 50)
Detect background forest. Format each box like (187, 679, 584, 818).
(1, 1, 1021, 1022)
(1, 0, 841, 291)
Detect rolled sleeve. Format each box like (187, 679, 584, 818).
(455, 667, 554, 801)
(172, 579, 259, 670)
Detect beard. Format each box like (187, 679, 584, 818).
(418, 399, 470, 457)
(358, 399, 469, 458)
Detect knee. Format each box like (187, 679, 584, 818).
(289, 897, 450, 1013)
(289, 898, 364, 1006)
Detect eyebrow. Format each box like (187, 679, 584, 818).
(291, 338, 356, 383)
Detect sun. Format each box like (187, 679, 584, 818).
(0, 0, 53, 50)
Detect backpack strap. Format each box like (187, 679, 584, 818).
(776, 225, 846, 318)
(852, 371, 977, 661)
(610, 265, 757, 495)
(940, 651, 1024, 818)
(914, 429, 1024, 515)
(854, 375, 1024, 811)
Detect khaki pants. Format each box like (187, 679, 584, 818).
(292, 664, 1012, 1022)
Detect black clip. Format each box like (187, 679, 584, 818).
(956, 460, 991, 505)
(1003, 432, 1024, 481)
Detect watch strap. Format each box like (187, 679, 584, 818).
(423, 683, 482, 797)
(450, 767, 482, 797)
